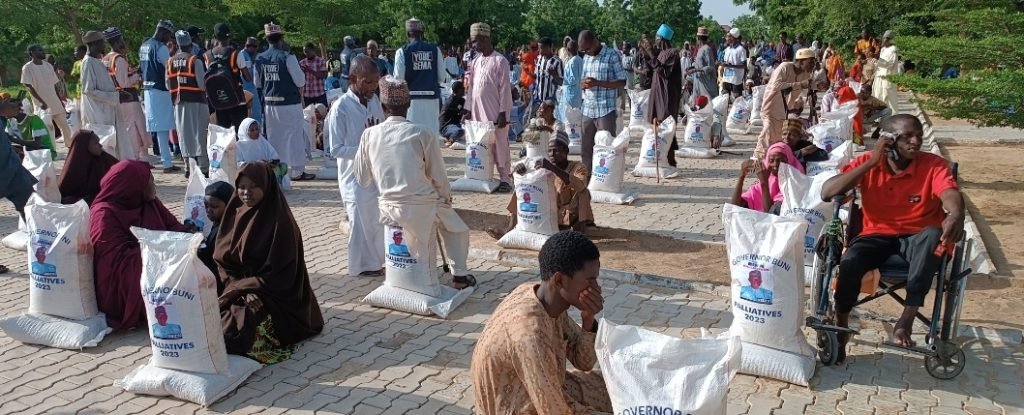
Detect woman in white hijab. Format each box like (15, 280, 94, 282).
(235, 117, 290, 186)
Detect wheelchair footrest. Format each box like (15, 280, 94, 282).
(807, 322, 859, 335)
(881, 341, 938, 357)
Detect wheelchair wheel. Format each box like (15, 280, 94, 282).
(816, 330, 839, 366)
(924, 340, 966, 379)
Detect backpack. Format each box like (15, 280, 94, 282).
(204, 48, 245, 111)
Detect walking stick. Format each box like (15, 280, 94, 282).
(653, 118, 661, 184)
(436, 232, 451, 275)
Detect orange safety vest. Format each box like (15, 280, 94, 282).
(166, 52, 205, 104)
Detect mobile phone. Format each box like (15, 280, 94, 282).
(879, 131, 899, 161)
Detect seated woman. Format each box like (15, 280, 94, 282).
(236, 118, 288, 185)
(487, 136, 594, 239)
(730, 141, 804, 214)
(215, 162, 324, 364)
(59, 130, 118, 205)
(783, 118, 828, 168)
(90, 160, 192, 330)
(198, 181, 233, 293)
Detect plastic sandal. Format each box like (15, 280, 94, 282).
(452, 274, 477, 290)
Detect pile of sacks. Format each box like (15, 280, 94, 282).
(0, 197, 111, 350)
(116, 229, 261, 406)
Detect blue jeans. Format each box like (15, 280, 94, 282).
(243, 82, 263, 124)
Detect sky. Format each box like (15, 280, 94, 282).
(701, 1, 752, 24)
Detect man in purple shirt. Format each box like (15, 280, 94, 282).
(774, 31, 793, 66)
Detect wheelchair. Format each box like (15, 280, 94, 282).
(805, 163, 972, 379)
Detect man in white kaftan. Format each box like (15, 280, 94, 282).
(393, 18, 447, 136)
(326, 56, 386, 276)
(355, 76, 476, 289)
(872, 31, 900, 114)
(79, 31, 119, 137)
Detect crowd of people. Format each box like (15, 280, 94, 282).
(0, 15, 970, 412)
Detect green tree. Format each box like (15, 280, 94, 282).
(892, 1, 1024, 128)
(629, 0, 702, 43)
(731, 14, 770, 41)
(523, 0, 599, 41)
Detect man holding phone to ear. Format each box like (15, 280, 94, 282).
(820, 114, 964, 364)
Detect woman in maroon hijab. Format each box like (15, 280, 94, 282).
(215, 162, 323, 363)
(89, 161, 191, 330)
(59, 130, 118, 205)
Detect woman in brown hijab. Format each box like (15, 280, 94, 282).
(214, 162, 323, 363)
(59, 130, 119, 205)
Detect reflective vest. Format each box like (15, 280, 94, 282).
(166, 52, 205, 104)
(257, 47, 301, 106)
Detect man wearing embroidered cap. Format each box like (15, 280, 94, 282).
(166, 30, 211, 177)
(355, 76, 477, 290)
(466, 22, 515, 192)
(873, 30, 899, 114)
(79, 30, 121, 148)
(394, 17, 446, 136)
(139, 20, 181, 173)
(325, 55, 386, 276)
(719, 27, 747, 102)
(754, 47, 815, 159)
(687, 26, 718, 102)
(648, 24, 684, 166)
(257, 22, 315, 181)
(102, 27, 151, 161)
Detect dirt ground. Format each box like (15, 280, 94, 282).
(458, 209, 729, 284)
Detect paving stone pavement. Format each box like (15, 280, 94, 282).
(0, 99, 1020, 414)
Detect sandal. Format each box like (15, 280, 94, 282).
(496, 182, 513, 193)
(452, 274, 477, 290)
(485, 226, 507, 240)
(0, 265, 8, 274)
(291, 172, 316, 181)
(359, 269, 384, 277)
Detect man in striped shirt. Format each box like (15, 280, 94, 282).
(533, 37, 563, 106)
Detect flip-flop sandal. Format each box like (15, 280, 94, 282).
(485, 227, 506, 240)
(495, 182, 513, 193)
(0, 265, 8, 274)
(291, 173, 316, 181)
(359, 269, 385, 277)
(452, 274, 477, 290)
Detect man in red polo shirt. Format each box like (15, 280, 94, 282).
(821, 114, 964, 363)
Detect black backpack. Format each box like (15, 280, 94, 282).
(204, 48, 245, 110)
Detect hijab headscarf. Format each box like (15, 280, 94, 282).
(235, 118, 279, 163)
(89, 160, 187, 330)
(215, 162, 323, 352)
(59, 130, 119, 205)
(741, 141, 804, 212)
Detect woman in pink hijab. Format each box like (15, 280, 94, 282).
(89, 161, 193, 330)
(730, 141, 804, 213)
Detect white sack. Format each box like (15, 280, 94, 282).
(85, 123, 118, 158)
(820, 101, 858, 143)
(2, 219, 29, 252)
(711, 95, 734, 148)
(675, 147, 720, 159)
(0, 313, 110, 349)
(133, 228, 227, 374)
(66, 99, 81, 133)
(808, 119, 846, 154)
(207, 124, 238, 184)
(628, 89, 650, 130)
(779, 164, 837, 286)
(451, 121, 500, 193)
(721, 203, 815, 385)
(26, 198, 96, 320)
(382, 220, 441, 298)
(22, 149, 60, 203)
(749, 85, 766, 126)
(806, 141, 853, 177)
(115, 355, 262, 406)
(632, 118, 679, 179)
(588, 128, 638, 204)
(726, 96, 751, 135)
(498, 157, 558, 251)
(363, 284, 475, 319)
(315, 156, 338, 180)
(682, 104, 714, 149)
(595, 319, 742, 415)
(565, 107, 584, 155)
(182, 159, 214, 238)
(522, 120, 550, 159)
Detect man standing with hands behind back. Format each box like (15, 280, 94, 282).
(577, 30, 627, 179)
(466, 22, 514, 193)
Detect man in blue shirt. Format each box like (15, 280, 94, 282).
(577, 30, 626, 179)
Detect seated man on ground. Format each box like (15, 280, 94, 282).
(821, 114, 964, 363)
(440, 81, 468, 147)
(519, 100, 565, 158)
(471, 230, 612, 414)
(730, 140, 804, 214)
(783, 117, 828, 168)
(488, 135, 594, 239)
(858, 83, 893, 139)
